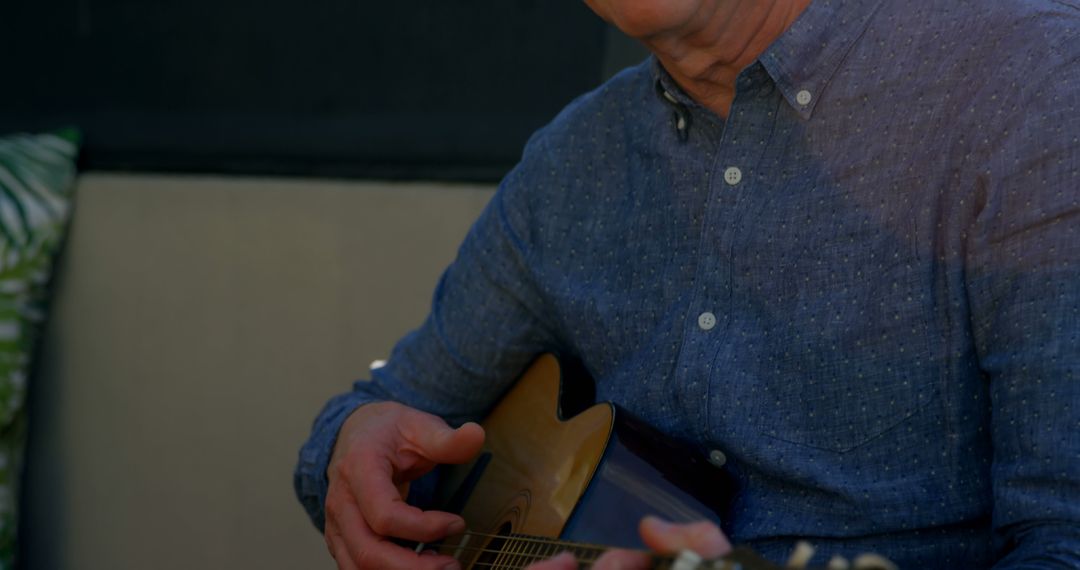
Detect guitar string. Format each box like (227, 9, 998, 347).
(425, 531, 738, 565)
(465, 556, 605, 567)
(434, 544, 615, 561)
(435, 530, 684, 565)
(433, 541, 741, 570)
(432, 531, 626, 557)
(432, 542, 677, 566)
(464, 557, 732, 570)
(437, 533, 822, 570)
(465, 559, 655, 570)
(449, 530, 635, 552)
(464, 558, 703, 570)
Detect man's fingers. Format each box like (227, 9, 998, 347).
(334, 489, 461, 570)
(524, 551, 579, 570)
(350, 452, 466, 542)
(592, 549, 652, 570)
(525, 549, 652, 570)
(639, 517, 731, 560)
(400, 418, 486, 466)
(639, 517, 731, 559)
(324, 518, 360, 570)
(327, 536, 360, 570)
(325, 402, 484, 567)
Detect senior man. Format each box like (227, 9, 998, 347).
(296, 0, 1080, 568)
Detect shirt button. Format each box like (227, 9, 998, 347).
(698, 312, 717, 330)
(709, 449, 727, 467)
(796, 89, 813, 106)
(723, 167, 742, 186)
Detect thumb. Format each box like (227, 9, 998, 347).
(525, 551, 579, 570)
(639, 516, 731, 560)
(401, 415, 486, 465)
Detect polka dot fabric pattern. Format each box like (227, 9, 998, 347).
(297, 1, 1080, 567)
(0, 129, 79, 569)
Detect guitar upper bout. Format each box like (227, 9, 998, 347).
(446, 354, 615, 566)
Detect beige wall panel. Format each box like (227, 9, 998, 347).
(23, 173, 494, 570)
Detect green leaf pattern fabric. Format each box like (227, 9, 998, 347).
(0, 129, 79, 569)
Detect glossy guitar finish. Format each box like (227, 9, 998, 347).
(450, 353, 616, 545)
(437, 354, 766, 569)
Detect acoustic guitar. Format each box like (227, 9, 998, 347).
(425, 354, 896, 570)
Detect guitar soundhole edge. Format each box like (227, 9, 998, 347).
(473, 522, 513, 569)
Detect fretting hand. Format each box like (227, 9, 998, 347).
(525, 516, 731, 570)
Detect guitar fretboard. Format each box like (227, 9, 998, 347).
(442, 531, 750, 570)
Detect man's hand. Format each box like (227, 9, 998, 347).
(526, 516, 731, 570)
(324, 401, 485, 569)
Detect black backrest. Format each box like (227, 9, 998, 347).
(2, 0, 647, 181)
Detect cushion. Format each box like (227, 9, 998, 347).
(0, 128, 80, 567)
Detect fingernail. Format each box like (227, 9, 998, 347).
(551, 551, 576, 563)
(643, 515, 672, 531)
(447, 518, 466, 535)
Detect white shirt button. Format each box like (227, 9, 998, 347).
(709, 449, 727, 467)
(698, 312, 717, 330)
(723, 167, 742, 186)
(796, 89, 813, 106)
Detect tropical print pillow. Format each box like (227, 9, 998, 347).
(0, 129, 80, 569)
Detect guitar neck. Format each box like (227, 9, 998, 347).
(442, 531, 771, 570)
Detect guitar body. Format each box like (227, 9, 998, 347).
(439, 354, 729, 568)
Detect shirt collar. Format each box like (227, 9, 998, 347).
(650, 0, 884, 121)
(760, 0, 885, 119)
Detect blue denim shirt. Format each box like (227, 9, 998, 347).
(296, 0, 1080, 567)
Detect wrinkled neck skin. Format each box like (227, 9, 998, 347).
(587, 0, 811, 118)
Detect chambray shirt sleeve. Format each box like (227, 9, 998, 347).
(965, 53, 1080, 568)
(293, 135, 561, 532)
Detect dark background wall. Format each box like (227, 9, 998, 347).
(1, 0, 648, 181)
